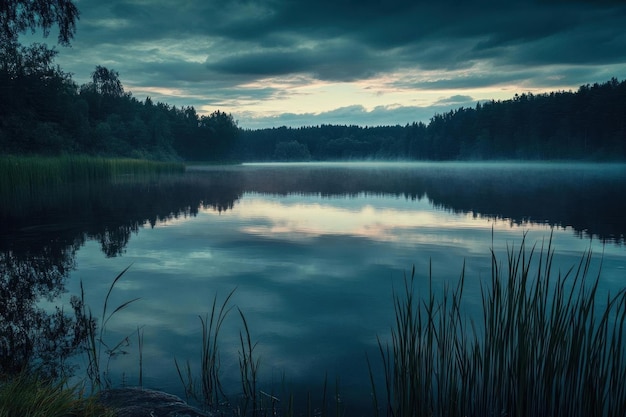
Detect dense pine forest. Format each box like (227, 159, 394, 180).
(241, 79, 626, 161)
(1, 41, 625, 161)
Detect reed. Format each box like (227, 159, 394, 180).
(80, 265, 141, 392)
(175, 289, 237, 409)
(200, 289, 236, 408)
(373, 233, 626, 417)
(137, 326, 144, 388)
(0, 372, 114, 417)
(0, 155, 185, 196)
(238, 306, 260, 416)
(174, 356, 197, 404)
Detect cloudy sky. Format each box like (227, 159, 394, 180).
(27, 0, 626, 129)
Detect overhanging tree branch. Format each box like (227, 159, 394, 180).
(0, 0, 80, 46)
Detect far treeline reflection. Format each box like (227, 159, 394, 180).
(1, 163, 625, 376)
(2, 164, 626, 263)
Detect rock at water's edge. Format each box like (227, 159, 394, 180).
(98, 387, 212, 417)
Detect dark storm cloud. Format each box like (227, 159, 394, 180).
(73, 0, 626, 74)
(128, 61, 211, 84)
(205, 40, 388, 81)
(42, 0, 626, 127)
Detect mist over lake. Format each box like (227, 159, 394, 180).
(2, 161, 626, 413)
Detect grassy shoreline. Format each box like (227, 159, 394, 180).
(0, 372, 115, 417)
(0, 155, 185, 195)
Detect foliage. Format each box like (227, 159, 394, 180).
(175, 289, 268, 416)
(0, 155, 185, 198)
(0, 0, 79, 45)
(79, 266, 140, 393)
(2, 28, 623, 162)
(175, 289, 236, 408)
(173, 110, 240, 161)
(1, 2, 624, 164)
(88, 66, 124, 98)
(273, 140, 311, 161)
(0, 0, 243, 161)
(372, 234, 626, 417)
(0, 372, 114, 417)
(198, 290, 236, 408)
(238, 307, 260, 416)
(239, 79, 626, 161)
(0, 42, 239, 160)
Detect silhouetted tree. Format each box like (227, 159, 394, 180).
(0, 0, 79, 45)
(0, 41, 78, 154)
(199, 110, 239, 159)
(89, 66, 124, 98)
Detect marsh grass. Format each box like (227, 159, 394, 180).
(238, 307, 260, 416)
(200, 289, 236, 407)
(137, 326, 144, 388)
(175, 288, 237, 408)
(175, 290, 304, 417)
(372, 233, 626, 417)
(248, 373, 344, 417)
(0, 372, 114, 417)
(0, 155, 185, 196)
(80, 265, 141, 392)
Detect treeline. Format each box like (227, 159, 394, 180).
(239, 78, 626, 161)
(1, 40, 625, 162)
(0, 41, 238, 161)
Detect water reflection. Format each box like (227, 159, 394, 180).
(4, 162, 624, 257)
(65, 189, 621, 412)
(1, 162, 625, 410)
(0, 245, 84, 377)
(0, 173, 240, 376)
(218, 162, 626, 243)
(228, 194, 490, 244)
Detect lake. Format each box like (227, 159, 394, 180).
(2, 161, 626, 414)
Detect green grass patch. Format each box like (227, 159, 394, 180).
(0, 155, 185, 195)
(0, 372, 114, 417)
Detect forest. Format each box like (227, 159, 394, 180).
(0, 41, 238, 161)
(241, 79, 626, 161)
(1, 41, 625, 162)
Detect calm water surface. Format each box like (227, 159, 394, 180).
(3, 162, 626, 412)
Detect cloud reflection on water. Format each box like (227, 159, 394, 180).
(203, 192, 537, 246)
(66, 181, 623, 410)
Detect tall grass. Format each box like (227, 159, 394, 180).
(175, 289, 237, 409)
(0, 372, 114, 417)
(238, 307, 260, 416)
(200, 289, 236, 408)
(80, 265, 141, 393)
(0, 155, 185, 195)
(372, 233, 626, 417)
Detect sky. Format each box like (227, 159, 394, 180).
(25, 0, 626, 129)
